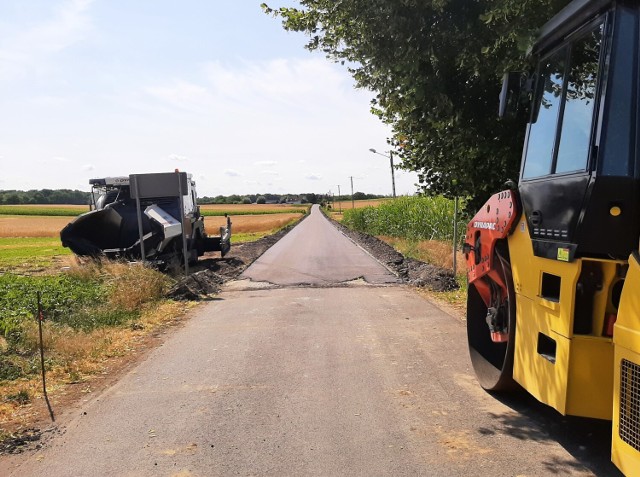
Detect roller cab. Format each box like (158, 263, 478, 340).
(465, 1, 640, 474)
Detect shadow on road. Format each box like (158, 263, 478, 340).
(485, 390, 623, 476)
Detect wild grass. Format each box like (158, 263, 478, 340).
(0, 260, 176, 430)
(0, 262, 171, 341)
(379, 236, 466, 272)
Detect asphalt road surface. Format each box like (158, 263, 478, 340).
(2, 205, 621, 476)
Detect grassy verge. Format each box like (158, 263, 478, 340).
(233, 231, 278, 243)
(0, 261, 182, 428)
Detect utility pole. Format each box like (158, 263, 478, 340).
(350, 176, 354, 209)
(337, 185, 342, 213)
(453, 196, 459, 275)
(389, 151, 397, 199)
(369, 148, 396, 198)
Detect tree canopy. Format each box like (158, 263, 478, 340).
(262, 0, 571, 210)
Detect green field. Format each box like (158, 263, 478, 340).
(0, 206, 87, 216)
(0, 237, 71, 270)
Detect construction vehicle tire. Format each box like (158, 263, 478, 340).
(467, 250, 518, 392)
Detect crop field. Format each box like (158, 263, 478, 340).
(0, 203, 308, 217)
(205, 213, 301, 234)
(341, 195, 464, 242)
(0, 205, 89, 216)
(331, 199, 392, 211)
(199, 204, 307, 216)
(0, 216, 73, 237)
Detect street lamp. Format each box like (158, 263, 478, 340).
(369, 148, 396, 198)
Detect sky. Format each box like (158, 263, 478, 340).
(0, 0, 420, 198)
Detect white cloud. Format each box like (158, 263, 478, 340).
(0, 0, 95, 81)
(203, 58, 347, 108)
(82, 164, 95, 171)
(168, 154, 188, 162)
(305, 174, 322, 181)
(145, 81, 214, 114)
(254, 160, 277, 166)
(261, 170, 279, 176)
(224, 169, 240, 177)
(53, 156, 71, 162)
(144, 57, 362, 119)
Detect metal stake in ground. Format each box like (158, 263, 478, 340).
(37, 291, 55, 422)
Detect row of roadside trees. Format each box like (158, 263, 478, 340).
(0, 189, 90, 205)
(198, 192, 385, 205)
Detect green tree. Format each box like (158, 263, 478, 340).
(263, 0, 570, 210)
(256, 196, 266, 204)
(5, 193, 21, 204)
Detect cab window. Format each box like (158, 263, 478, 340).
(522, 21, 604, 180)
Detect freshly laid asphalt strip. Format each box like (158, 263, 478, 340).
(240, 204, 399, 286)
